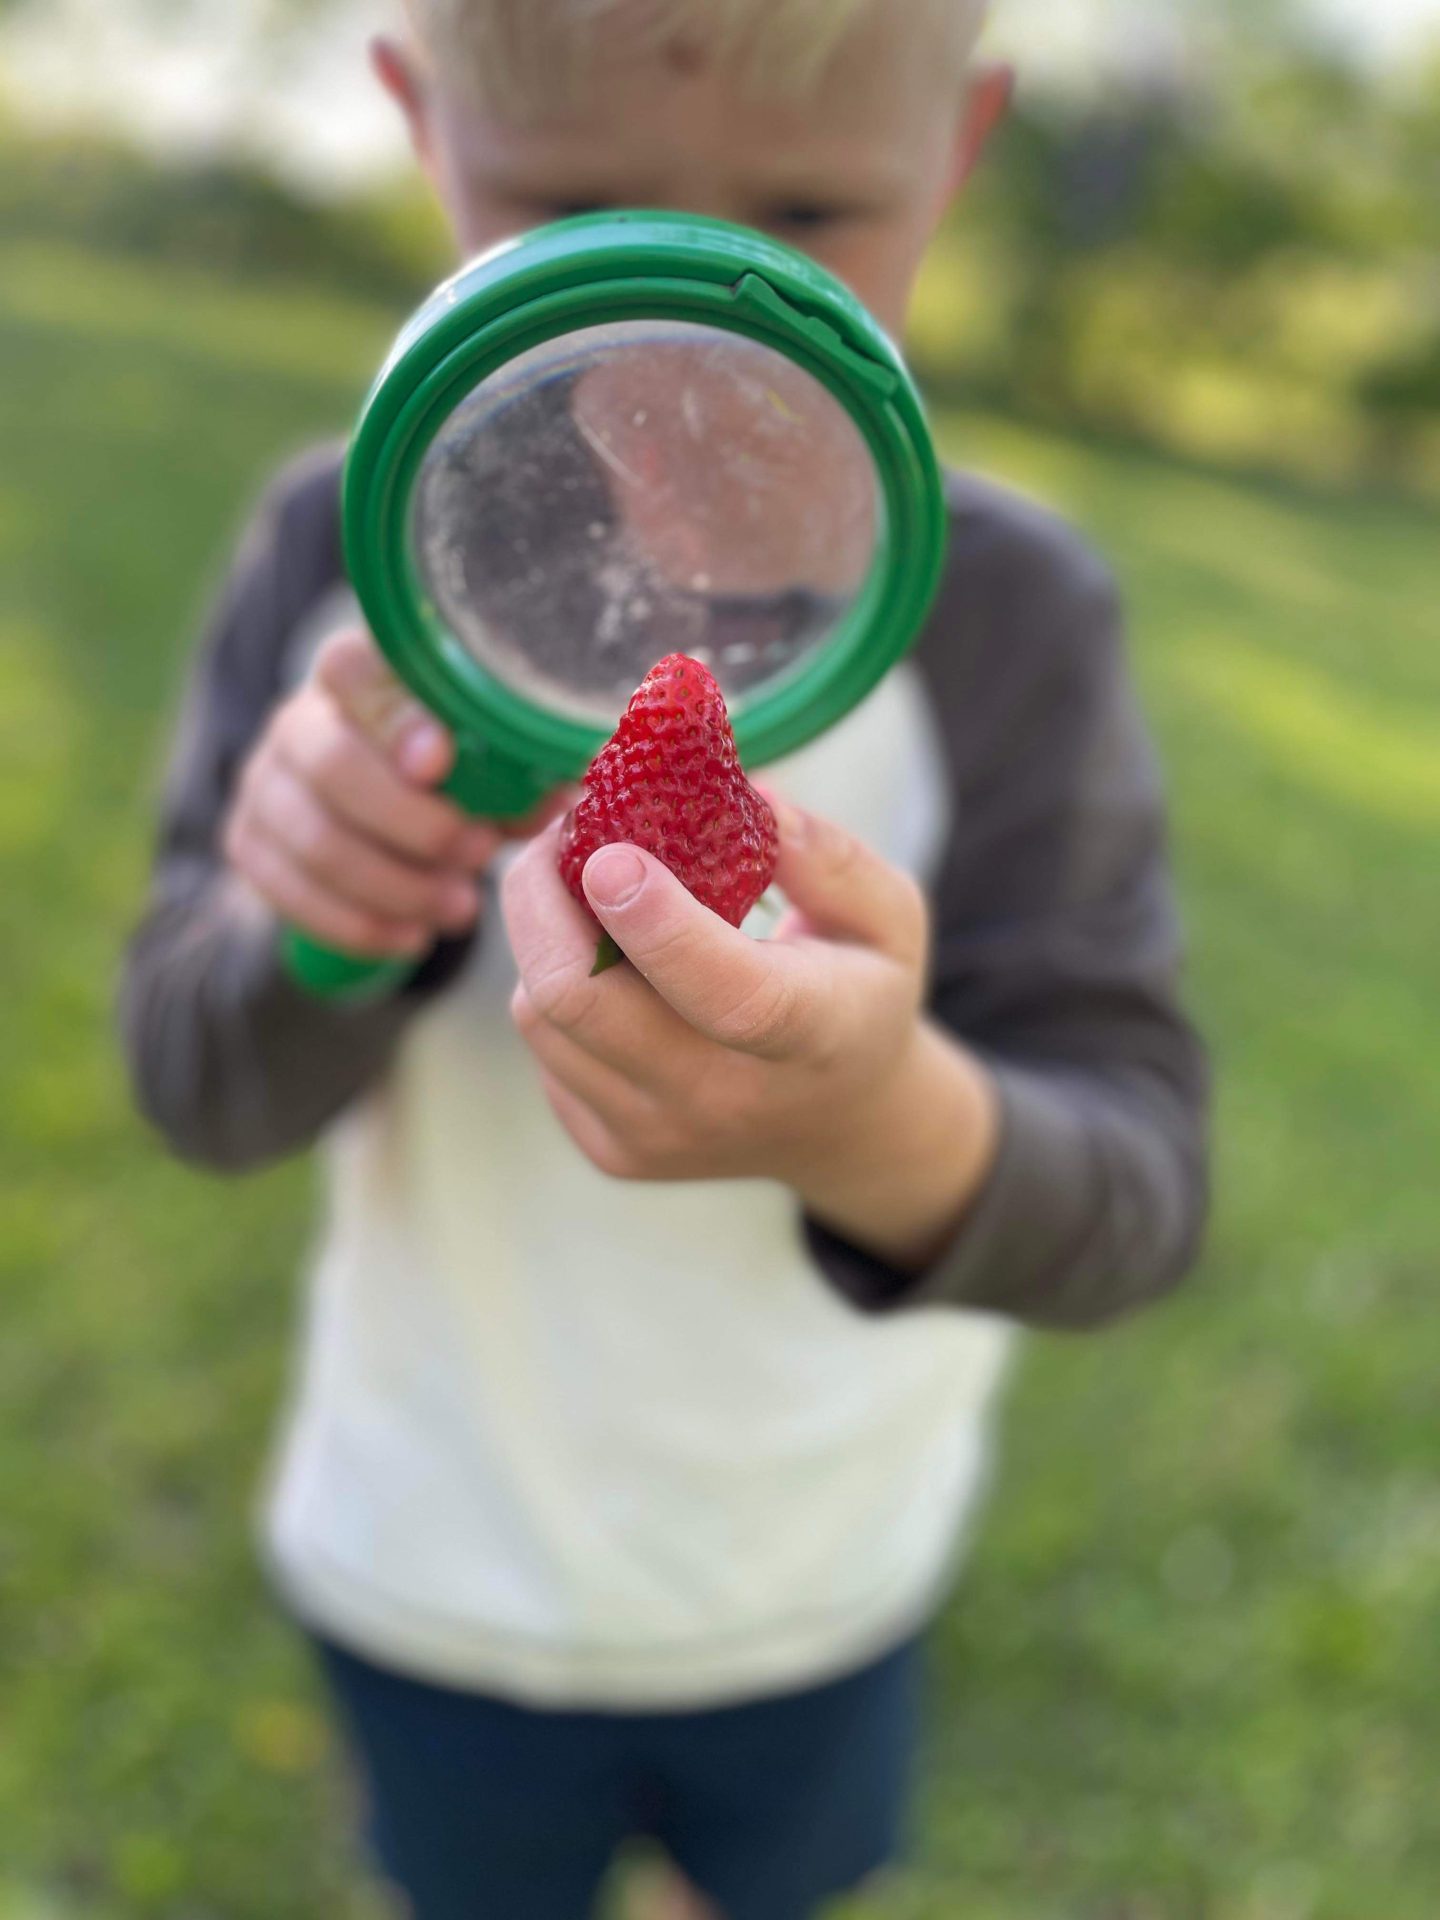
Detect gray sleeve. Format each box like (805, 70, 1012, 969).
(807, 503, 1210, 1330)
(119, 453, 474, 1174)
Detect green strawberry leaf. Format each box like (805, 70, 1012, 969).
(590, 931, 625, 976)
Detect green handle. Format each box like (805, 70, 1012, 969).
(281, 929, 415, 1001)
(281, 738, 568, 1001)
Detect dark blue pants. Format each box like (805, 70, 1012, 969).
(314, 1631, 923, 1920)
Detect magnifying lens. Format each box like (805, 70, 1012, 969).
(283, 212, 947, 998)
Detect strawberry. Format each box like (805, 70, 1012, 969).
(558, 653, 779, 973)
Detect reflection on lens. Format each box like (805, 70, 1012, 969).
(411, 320, 880, 725)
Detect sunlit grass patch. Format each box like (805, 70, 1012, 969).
(1177, 640, 1440, 829)
(0, 240, 396, 391)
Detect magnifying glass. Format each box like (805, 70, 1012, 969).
(283, 212, 947, 998)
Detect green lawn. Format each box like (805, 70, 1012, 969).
(2, 240, 1438, 1920)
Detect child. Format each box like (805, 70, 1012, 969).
(121, 3, 1211, 1915)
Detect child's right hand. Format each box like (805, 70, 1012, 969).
(223, 629, 507, 961)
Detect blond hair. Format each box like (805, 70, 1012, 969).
(407, 0, 988, 113)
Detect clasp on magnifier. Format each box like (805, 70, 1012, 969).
(732, 275, 898, 401)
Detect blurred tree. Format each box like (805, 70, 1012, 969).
(909, 12, 1440, 487)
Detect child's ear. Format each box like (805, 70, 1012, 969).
(370, 34, 436, 173)
(948, 61, 1015, 196)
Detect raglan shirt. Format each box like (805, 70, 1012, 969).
(121, 447, 1210, 1708)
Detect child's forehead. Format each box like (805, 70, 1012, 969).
(433, 60, 947, 209)
(419, 2, 965, 134)
(437, 21, 957, 167)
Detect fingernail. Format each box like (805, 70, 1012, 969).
(584, 844, 646, 909)
(398, 717, 448, 778)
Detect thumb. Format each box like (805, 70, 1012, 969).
(583, 844, 820, 1058)
(767, 802, 927, 967)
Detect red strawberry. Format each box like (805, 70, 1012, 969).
(558, 653, 779, 972)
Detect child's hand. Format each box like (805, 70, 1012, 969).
(503, 806, 1000, 1266)
(225, 630, 521, 960)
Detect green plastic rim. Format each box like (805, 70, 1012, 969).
(343, 211, 947, 787)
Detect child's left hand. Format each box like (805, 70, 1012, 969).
(502, 804, 1000, 1268)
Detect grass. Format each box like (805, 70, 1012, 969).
(2, 238, 1438, 1920)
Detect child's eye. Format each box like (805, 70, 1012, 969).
(538, 201, 616, 222)
(765, 206, 847, 233)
